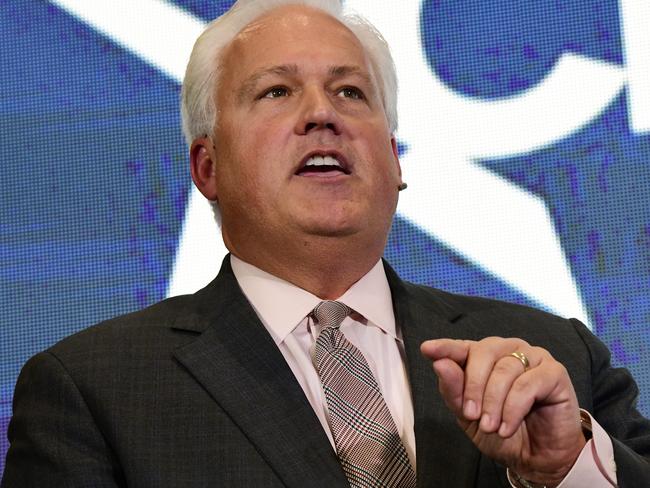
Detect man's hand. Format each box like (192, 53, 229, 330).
(420, 337, 587, 487)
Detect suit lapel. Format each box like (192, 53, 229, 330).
(169, 256, 498, 487)
(171, 257, 348, 488)
(385, 261, 484, 488)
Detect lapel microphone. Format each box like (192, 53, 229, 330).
(398, 182, 408, 191)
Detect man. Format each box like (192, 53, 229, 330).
(3, 0, 650, 486)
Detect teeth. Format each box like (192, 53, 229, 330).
(305, 156, 342, 168)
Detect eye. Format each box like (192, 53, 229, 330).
(337, 87, 365, 100)
(261, 86, 289, 99)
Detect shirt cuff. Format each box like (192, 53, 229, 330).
(507, 410, 617, 488)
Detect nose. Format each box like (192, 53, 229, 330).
(295, 87, 342, 136)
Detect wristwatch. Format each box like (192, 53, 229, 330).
(509, 470, 548, 488)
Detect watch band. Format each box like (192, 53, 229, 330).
(508, 469, 547, 488)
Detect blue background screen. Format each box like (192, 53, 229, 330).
(2, 0, 649, 474)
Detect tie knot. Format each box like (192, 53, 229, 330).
(312, 300, 350, 329)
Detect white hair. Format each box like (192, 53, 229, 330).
(180, 0, 399, 147)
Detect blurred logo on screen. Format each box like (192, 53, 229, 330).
(43, 0, 649, 329)
(347, 0, 648, 327)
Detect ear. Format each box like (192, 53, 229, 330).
(190, 137, 220, 201)
(390, 136, 403, 181)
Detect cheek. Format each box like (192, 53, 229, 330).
(364, 138, 401, 181)
(222, 147, 283, 208)
(238, 117, 292, 158)
(219, 122, 277, 175)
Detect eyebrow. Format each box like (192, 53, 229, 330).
(327, 65, 373, 86)
(238, 64, 299, 102)
(237, 64, 374, 101)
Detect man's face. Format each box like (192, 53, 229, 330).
(210, 5, 401, 252)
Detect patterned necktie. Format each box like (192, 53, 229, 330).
(312, 300, 416, 488)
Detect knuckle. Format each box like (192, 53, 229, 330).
(482, 389, 502, 408)
(550, 361, 568, 378)
(511, 375, 531, 393)
(464, 376, 481, 390)
(493, 360, 514, 376)
(464, 377, 484, 396)
(515, 339, 530, 349)
(531, 345, 552, 361)
(482, 336, 500, 343)
(481, 336, 504, 347)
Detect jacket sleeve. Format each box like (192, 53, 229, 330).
(571, 318, 650, 488)
(1, 351, 124, 488)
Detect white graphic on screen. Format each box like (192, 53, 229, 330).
(49, 0, 649, 326)
(49, 0, 230, 296)
(620, 0, 650, 132)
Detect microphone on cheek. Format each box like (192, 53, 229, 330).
(398, 182, 408, 191)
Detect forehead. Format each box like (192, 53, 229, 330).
(220, 5, 372, 83)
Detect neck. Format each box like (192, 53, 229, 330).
(226, 233, 386, 299)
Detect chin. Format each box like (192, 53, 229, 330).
(303, 222, 359, 238)
(292, 206, 381, 238)
(294, 214, 359, 238)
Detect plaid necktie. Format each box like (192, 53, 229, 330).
(312, 300, 417, 488)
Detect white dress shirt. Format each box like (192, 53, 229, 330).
(231, 255, 416, 469)
(230, 255, 617, 487)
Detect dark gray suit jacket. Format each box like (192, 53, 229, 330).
(3, 258, 650, 487)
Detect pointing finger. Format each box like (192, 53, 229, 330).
(420, 339, 471, 365)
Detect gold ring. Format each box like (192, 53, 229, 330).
(509, 351, 530, 372)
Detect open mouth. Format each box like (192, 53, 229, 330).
(296, 154, 351, 177)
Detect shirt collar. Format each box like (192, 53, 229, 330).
(230, 255, 397, 345)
